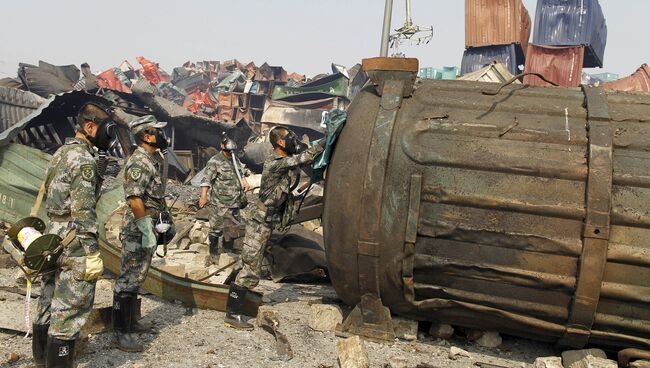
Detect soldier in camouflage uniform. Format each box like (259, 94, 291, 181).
(199, 133, 251, 263)
(112, 115, 173, 352)
(33, 102, 116, 368)
(224, 126, 324, 330)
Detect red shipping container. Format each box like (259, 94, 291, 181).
(524, 44, 584, 87)
(602, 64, 650, 92)
(465, 0, 531, 54)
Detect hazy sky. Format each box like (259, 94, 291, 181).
(0, 0, 647, 79)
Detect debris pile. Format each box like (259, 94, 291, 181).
(0, 56, 365, 174)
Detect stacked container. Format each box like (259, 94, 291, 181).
(526, 0, 608, 86)
(462, 0, 531, 76)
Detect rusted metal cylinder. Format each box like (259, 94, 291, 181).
(323, 57, 650, 350)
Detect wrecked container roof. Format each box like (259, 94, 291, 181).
(261, 101, 326, 134)
(458, 62, 519, 84)
(18, 61, 81, 97)
(0, 90, 111, 151)
(461, 44, 524, 76)
(532, 0, 607, 68)
(523, 44, 584, 87)
(602, 64, 650, 93)
(0, 87, 46, 133)
(271, 73, 349, 102)
(465, 0, 531, 54)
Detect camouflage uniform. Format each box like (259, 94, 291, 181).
(235, 143, 324, 289)
(201, 152, 250, 243)
(36, 137, 99, 340)
(114, 147, 167, 294)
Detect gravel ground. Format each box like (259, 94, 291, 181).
(0, 266, 560, 368)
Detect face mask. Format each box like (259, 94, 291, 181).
(89, 118, 117, 151)
(221, 135, 237, 151)
(149, 128, 169, 150)
(283, 130, 308, 155)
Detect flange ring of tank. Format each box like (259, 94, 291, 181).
(323, 57, 650, 350)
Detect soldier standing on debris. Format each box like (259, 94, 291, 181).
(224, 126, 324, 330)
(112, 115, 174, 352)
(33, 102, 116, 368)
(199, 132, 251, 264)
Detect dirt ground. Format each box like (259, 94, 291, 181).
(0, 266, 562, 368)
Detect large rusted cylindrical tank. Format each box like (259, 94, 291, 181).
(323, 58, 650, 350)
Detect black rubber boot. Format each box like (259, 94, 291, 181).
(32, 323, 49, 367)
(224, 283, 254, 330)
(222, 236, 235, 253)
(208, 234, 220, 264)
(130, 298, 151, 333)
(112, 292, 144, 352)
(45, 336, 75, 368)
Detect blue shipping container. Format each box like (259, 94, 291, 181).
(532, 0, 607, 68)
(461, 44, 525, 76)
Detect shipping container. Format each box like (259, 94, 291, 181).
(461, 44, 524, 76)
(465, 0, 531, 55)
(419, 67, 460, 80)
(532, 0, 607, 68)
(523, 44, 584, 87)
(602, 64, 650, 93)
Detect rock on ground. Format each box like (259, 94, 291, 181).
(533, 356, 563, 368)
(562, 349, 608, 367)
(429, 323, 454, 340)
(449, 346, 471, 360)
(476, 331, 502, 348)
(569, 355, 617, 368)
(631, 361, 650, 368)
(392, 317, 418, 341)
(308, 304, 343, 332)
(337, 335, 369, 368)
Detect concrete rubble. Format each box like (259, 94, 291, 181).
(308, 304, 343, 332)
(429, 323, 454, 340)
(533, 356, 563, 368)
(337, 335, 370, 368)
(562, 349, 608, 367)
(568, 355, 617, 368)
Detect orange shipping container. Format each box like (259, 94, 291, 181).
(602, 64, 650, 92)
(465, 0, 531, 53)
(523, 44, 584, 87)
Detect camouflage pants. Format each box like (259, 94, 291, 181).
(36, 220, 97, 340)
(114, 229, 156, 294)
(234, 216, 272, 289)
(208, 204, 243, 241)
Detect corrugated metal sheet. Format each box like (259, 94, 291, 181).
(0, 87, 45, 134)
(0, 144, 49, 222)
(461, 44, 524, 76)
(601, 64, 650, 93)
(523, 44, 584, 87)
(458, 61, 519, 83)
(465, 0, 531, 53)
(532, 0, 607, 68)
(272, 73, 349, 102)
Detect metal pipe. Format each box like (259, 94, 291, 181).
(380, 0, 394, 57)
(405, 0, 413, 26)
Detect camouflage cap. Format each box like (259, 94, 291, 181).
(129, 115, 167, 135)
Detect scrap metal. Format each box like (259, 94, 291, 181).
(324, 57, 650, 350)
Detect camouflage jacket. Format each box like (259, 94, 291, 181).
(44, 137, 99, 254)
(259, 143, 324, 211)
(201, 151, 250, 209)
(122, 147, 167, 231)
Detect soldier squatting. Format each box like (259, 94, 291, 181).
(29, 102, 324, 367)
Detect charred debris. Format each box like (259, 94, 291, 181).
(0, 57, 367, 180)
